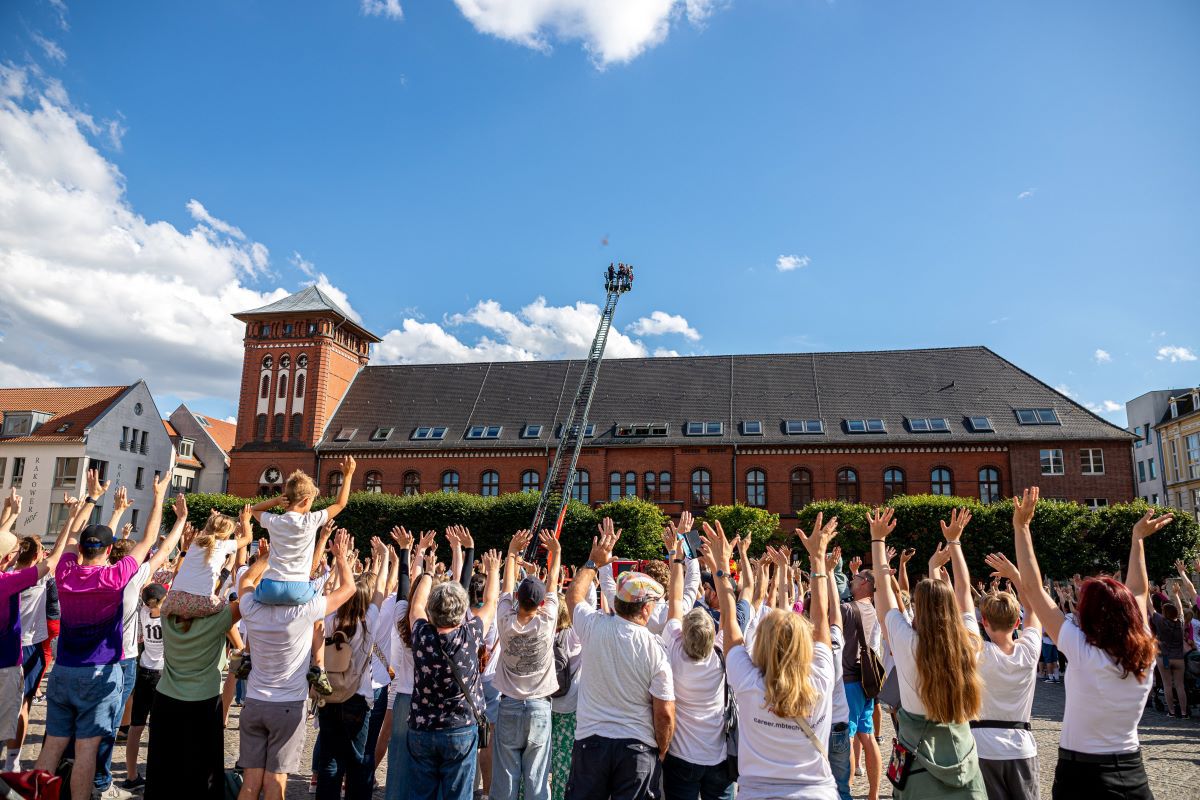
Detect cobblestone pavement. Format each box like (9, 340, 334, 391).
(22, 681, 1200, 798)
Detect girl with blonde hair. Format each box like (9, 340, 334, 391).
(870, 507, 986, 799)
(161, 505, 252, 619)
(701, 514, 840, 800)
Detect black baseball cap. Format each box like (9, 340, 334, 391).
(79, 524, 115, 551)
(516, 576, 547, 609)
(141, 583, 168, 603)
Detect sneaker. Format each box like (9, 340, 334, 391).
(122, 776, 145, 791)
(95, 785, 135, 800)
(308, 666, 333, 697)
(309, 774, 317, 795)
(855, 764, 865, 777)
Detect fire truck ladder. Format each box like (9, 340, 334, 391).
(523, 265, 632, 560)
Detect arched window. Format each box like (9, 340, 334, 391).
(746, 469, 766, 507)
(978, 467, 1002, 504)
(254, 413, 267, 440)
(836, 468, 859, 503)
(402, 471, 421, 496)
(481, 470, 500, 497)
(441, 471, 459, 493)
(658, 471, 671, 502)
(260, 374, 270, 399)
(931, 467, 953, 496)
(609, 471, 622, 502)
(691, 469, 712, 508)
(364, 471, 383, 493)
(883, 467, 906, 500)
(624, 471, 637, 498)
(790, 468, 812, 510)
(294, 373, 305, 398)
(272, 413, 284, 440)
(643, 471, 657, 501)
(521, 471, 540, 493)
(572, 470, 590, 504)
(327, 471, 343, 496)
(290, 413, 302, 439)
(277, 373, 288, 398)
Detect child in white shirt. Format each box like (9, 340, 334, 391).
(161, 507, 252, 618)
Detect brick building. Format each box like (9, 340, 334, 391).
(227, 288, 1135, 520)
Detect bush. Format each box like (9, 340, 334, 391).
(593, 497, 669, 561)
(702, 504, 779, 555)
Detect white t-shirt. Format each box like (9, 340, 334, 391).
(240, 592, 328, 703)
(970, 619, 1040, 760)
(551, 626, 583, 715)
(726, 641, 837, 800)
(262, 509, 328, 583)
(139, 606, 164, 670)
(173, 539, 238, 597)
(830, 624, 849, 725)
(1057, 617, 1153, 754)
(492, 592, 560, 700)
(572, 599, 674, 748)
(660, 618, 725, 766)
(886, 608, 978, 718)
(371, 597, 396, 692)
(599, 558, 701, 635)
(18, 573, 51, 647)
(121, 563, 154, 661)
(388, 598, 415, 696)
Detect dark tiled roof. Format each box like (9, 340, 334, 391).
(317, 346, 1132, 452)
(234, 286, 379, 341)
(1159, 390, 1200, 424)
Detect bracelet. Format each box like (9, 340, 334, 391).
(673, 558, 686, 564)
(810, 572, 827, 579)
(945, 540, 962, 546)
(84, 496, 97, 505)
(871, 538, 887, 543)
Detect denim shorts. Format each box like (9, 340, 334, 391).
(46, 663, 124, 740)
(1041, 643, 1059, 663)
(254, 577, 320, 605)
(844, 681, 874, 737)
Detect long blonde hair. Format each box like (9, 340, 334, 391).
(912, 578, 982, 723)
(750, 608, 819, 719)
(195, 513, 237, 565)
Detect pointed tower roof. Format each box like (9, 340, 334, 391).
(235, 285, 380, 342)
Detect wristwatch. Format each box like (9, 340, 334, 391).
(582, 560, 597, 571)
(84, 496, 97, 505)
(716, 570, 726, 579)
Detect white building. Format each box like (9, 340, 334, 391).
(165, 405, 236, 494)
(0, 383, 174, 538)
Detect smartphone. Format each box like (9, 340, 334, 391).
(681, 530, 703, 560)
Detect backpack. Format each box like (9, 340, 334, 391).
(551, 629, 573, 699)
(323, 625, 372, 704)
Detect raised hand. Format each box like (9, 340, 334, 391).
(238, 501, 251, 529)
(538, 529, 560, 557)
(1132, 510, 1173, 540)
(390, 526, 413, 549)
(886, 546, 897, 563)
(456, 526, 474, 549)
(940, 508, 971, 542)
(588, 518, 621, 567)
(86, 468, 111, 500)
(508, 530, 533, 557)
(700, 520, 732, 571)
(153, 469, 172, 499)
(112, 486, 132, 514)
(257, 538, 270, 559)
(929, 542, 952, 572)
(867, 507, 896, 541)
(330, 529, 351, 560)
(482, 549, 502, 574)
(120, 522, 133, 539)
(900, 547, 916, 565)
(340, 455, 357, 476)
(797, 511, 837, 562)
(984, 552, 1022, 585)
(848, 555, 862, 575)
(1013, 487, 1038, 528)
(418, 530, 436, 552)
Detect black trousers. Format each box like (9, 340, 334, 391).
(1052, 748, 1154, 800)
(144, 692, 225, 800)
(564, 735, 662, 800)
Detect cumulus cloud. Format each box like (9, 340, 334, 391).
(1093, 348, 1111, 364)
(776, 254, 810, 272)
(361, 0, 403, 20)
(627, 311, 700, 341)
(450, 0, 721, 66)
(1157, 345, 1197, 363)
(31, 33, 66, 63)
(376, 296, 698, 365)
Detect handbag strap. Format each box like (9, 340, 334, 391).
(713, 646, 734, 724)
(793, 714, 827, 760)
(433, 629, 485, 726)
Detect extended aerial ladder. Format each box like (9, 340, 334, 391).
(523, 264, 633, 560)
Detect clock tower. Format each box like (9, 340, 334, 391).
(226, 286, 380, 497)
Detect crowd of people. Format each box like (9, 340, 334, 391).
(0, 459, 1197, 800)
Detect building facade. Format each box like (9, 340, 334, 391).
(227, 289, 1135, 517)
(0, 383, 174, 538)
(166, 405, 236, 494)
(1156, 388, 1200, 521)
(1124, 389, 1186, 505)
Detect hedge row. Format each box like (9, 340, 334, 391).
(169, 491, 1200, 583)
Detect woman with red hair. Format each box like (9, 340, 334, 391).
(1011, 487, 1171, 800)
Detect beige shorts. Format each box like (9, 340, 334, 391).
(236, 699, 308, 775)
(0, 666, 22, 740)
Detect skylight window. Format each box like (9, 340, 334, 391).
(1016, 408, 1060, 425)
(740, 421, 763, 435)
(55, 422, 72, 433)
(370, 427, 393, 441)
(967, 416, 994, 432)
(907, 418, 950, 433)
(616, 423, 669, 437)
(558, 423, 596, 438)
(333, 428, 357, 442)
(521, 424, 543, 439)
(685, 421, 723, 436)
(785, 419, 824, 435)
(845, 419, 886, 433)
(411, 426, 448, 440)
(466, 425, 502, 439)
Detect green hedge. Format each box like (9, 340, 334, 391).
(168, 491, 1200, 581)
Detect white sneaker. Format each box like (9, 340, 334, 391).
(855, 764, 865, 777)
(95, 784, 135, 800)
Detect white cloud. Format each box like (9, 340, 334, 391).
(1018, 188, 1036, 200)
(31, 33, 66, 63)
(1054, 384, 1075, 398)
(653, 347, 681, 358)
(290, 251, 317, 278)
(376, 296, 697, 365)
(1157, 345, 1197, 363)
(361, 0, 403, 20)
(776, 254, 810, 272)
(988, 316, 1009, 325)
(1093, 348, 1111, 364)
(1059, 384, 1122, 415)
(450, 0, 720, 66)
(628, 311, 700, 341)
(47, 0, 69, 31)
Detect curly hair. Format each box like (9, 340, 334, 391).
(1077, 577, 1156, 682)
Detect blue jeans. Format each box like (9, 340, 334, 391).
(254, 576, 320, 605)
(95, 657, 138, 790)
(661, 753, 735, 800)
(386, 693, 412, 800)
(235, 678, 246, 704)
(45, 663, 124, 740)
(317, 694, 373, 800)
(828, 723, 852, 800)
(491, 696, 552, 800)
(407, 724, 477, 800)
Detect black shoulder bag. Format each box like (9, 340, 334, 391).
(714, 646, 739, 781)
(435, 631, 491, 748)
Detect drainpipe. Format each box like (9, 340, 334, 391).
(731, 444, 738, 505)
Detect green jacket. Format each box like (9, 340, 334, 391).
(894, 707, 987, 800)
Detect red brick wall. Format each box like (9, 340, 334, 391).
(1008, 441, 1135, 504)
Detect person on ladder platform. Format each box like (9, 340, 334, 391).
(607, 263, 616, 291)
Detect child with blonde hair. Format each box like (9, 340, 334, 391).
(161, 505, 253, 618)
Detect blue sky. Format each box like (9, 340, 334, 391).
(0, 0, 1197, 426)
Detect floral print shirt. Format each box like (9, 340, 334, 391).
(408, 615, 485, 731)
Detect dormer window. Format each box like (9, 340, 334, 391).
(907, 417, 950, 433)
(411, 426, 448, 440)
(785, 419, 824, 435)
(615, 423, 669, 437)
(178, 439, 194, 458)
(1170, 400, 1179, 418)
(333, 428, 357, 442)
(2, 411, 51, 438)
(685, 421, 723, 436)
(521, 424, 543, 439)
(370, 427, 393, 442)
(466, 425, 502, 439)
(1016, 408, 1060, 425)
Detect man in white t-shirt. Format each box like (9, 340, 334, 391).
(235, 534, 358, 800)
(564, 519, 674, 800)
(491, 530, 562, 800)
(598, 516, 701, 635)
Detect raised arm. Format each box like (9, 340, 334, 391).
(985, 552, 1040, 636)
(448, 526, 464, 588)
(540, 529, 562, 598)
(568, 518, 620, 618)
(454, 525, 475, 589)
(324, 456, 356, 520)
(310, 519, 335, 578)
(797, 512, 837, 647)
(940, 508, 974, 616)
(825, 547, 842, 631)
(898, 548, 915, 594)
(42, 494, 94, 576)
(105, 486, 133, 534)
(1011, 487, 1065, 640)
(127, 472, 171, 564)
(146, 494, 189, 573)
(324, 530, 358, 614)
(701, 520, 743, 651)
(390, 526, 414, 600)
(734, 533, 753, 603)
(667, 535, 686, 623)
(1127, 509, 1174, 625)
(504, 530, 532, 596)
(1175, 560, 1197, 604)
(869, 508, 899, 618)
(233, 504, 254, 550)
(474, 550, 503, 630)
(238, 539, 272, 597)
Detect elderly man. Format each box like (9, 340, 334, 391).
(564, 518, 675, 800)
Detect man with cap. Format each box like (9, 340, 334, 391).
(490, 528, 563, 800)
(564, 518, 675, 800)
(35, 469, 169, 800)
